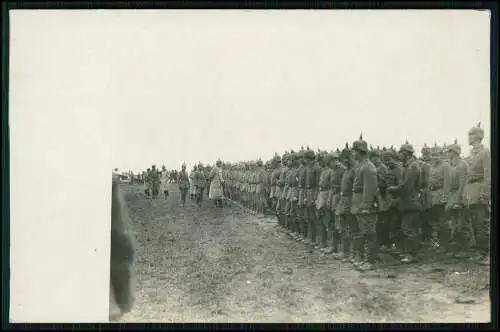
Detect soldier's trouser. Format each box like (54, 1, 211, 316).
(285, 199, 299, 232)
(151, 184, 159, 198)
(298, 204, 307, 237)
(428, 205, 446, 245)
(338, 214, 354, 256)
(307, 205, 317, 244)
(316, 207, 329, 247)
(387, 208, 403, 249)
(420, 208, 433, 242)
(468, 204, 489, 256)
(180, 188, 187, 204)
(401, 212, 421, 256)
(446, 208, 470, 254)
(197, 188, 205, 205)
(376, 210, 391, 247)
(356, 213, 378, 263)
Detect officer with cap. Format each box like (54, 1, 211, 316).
(270, 154, 282, 213)
(463, 122, 491, 265)
(370, 147, 390, 253)
(380, 148, 404, 252)
(276, 153, 290, 230)
(443, 139, 469, 258)
(427, 143, 450, 252)
(351, 134, 379, 271)
(305, 149, 322, 248)
(333, 143, 355, 261)
(285, 151, 300, 237)
(388, 141, 423, 264)
(177, 163, 190, 206)
(419, 144, 432, 247)
(296, 150, 308, 240)
(256, 159, 268, 215)
(316, 152, 334, 250)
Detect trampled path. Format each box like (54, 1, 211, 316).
(111, 184, 490, 323)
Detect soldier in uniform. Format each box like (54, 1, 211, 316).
(270, 155, 282, 212)
(351, 135, 379, 271)
(150, 165, 161, 199)
(443, 140, 469, 258)
(324, 149, 343, 255)
(194, 163, 206, 207)
(255, 159, 269, 214)
(387, 142, 422, 264)
(177, 163, 190, 206)
(463, 122, 491, 265)
(419, 144, 432, 247)
(189, 166, 197, 201)
(144, 168, 151, 197)
(160, 165, 169, 199)
(334, 144, 356, 262)
(276, 153, 290, 230)
(427, 144, 450, 252)
(296, 150, 308, 241)
(305, 149, 321, 248)
(380, 149, 404, 252)
(285, 152, 300, 237)
(316, 152, 334, 250)
(370, 148, 389, 252)
(110, 173, 136, 320)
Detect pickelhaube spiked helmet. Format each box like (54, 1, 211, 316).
(447, 139, 461, 154)
(421, 143, 431, 155)
(353, 133, 369, 153)
(468, 121, 484, 137)
(399, 140, 415, 154)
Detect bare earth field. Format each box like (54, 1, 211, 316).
(111, 184, 491, 323)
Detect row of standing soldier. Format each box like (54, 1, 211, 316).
(221, 122, 490, 271)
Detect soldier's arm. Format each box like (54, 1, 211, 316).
(457, 162, 468, 204)
(362, 166, 378, 209)
(391, 164, 416, 195)
(110, 176, 136, 315)
(481, 149, 491, 199)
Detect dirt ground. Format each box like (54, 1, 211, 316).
(110, 184, 491, 323)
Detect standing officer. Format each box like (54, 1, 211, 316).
(334, 143, 355, 262)
(419, 144, 432, 247)
(316, 152, 334, 250)
(351, 134, 379, 271)
(305, 149, 321, 248)
(285, 152, 300, 238)
(296, 150, 308, 241)
(177, 163, 190, 206)
(387, 141, 422, 264)
(270, 155, 282, 213)
(427, 144, 450, 252)
(370, 148, 389, 253)
(277, 153, 290, 230)
(444, 140, 469, 258)
(463, 122, 491, 265)
(380, 149, 404, 253)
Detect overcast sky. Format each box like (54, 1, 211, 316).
(10, 10, 491, 173)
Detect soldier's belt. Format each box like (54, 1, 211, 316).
(429, 185, 443, 191)
(288, 185, 298, 188)
(319, 186, 331, 191)
(340, 192, 352, 197)
(467, 176, 484, 183)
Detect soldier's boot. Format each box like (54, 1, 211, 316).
(360, 234, 378, 271)
(352, 234, 364, 267)
(340, 230, 352, 262)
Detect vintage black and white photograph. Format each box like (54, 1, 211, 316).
(9, 8, 492, 324)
